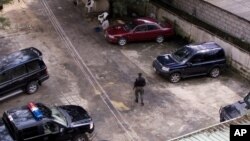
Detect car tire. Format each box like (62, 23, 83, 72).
(73, 134, 89, 141)
(209, 67, 220, 78)
(169, 72, 181, 83)
(26, 81, 39, 94)
(220, 117, 225, 122)
(118, 38, 127, 46)
(156, 35, 164, 43)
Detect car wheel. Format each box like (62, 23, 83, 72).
(169, 73, 181, 83)
(73, 134, 89, 141)
(156, 35, 164, 43)
(209, 67, 220, 78)
(118, 38, 127, 46)
(220, 117, 225, 122)
(26, 81, 39, 94)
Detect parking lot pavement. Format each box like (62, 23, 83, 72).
(1, 0, 250, 141)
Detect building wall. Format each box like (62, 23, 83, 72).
(148, 3, 250, 80)
(169, 0, 250, 44)
(80, 0, 109, 12)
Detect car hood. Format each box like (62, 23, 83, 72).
(58, 105, 92, 127)
(106, 24, 128, 35)
(223, 100, 249, 119)
(0, 119, 14, 141)
(156, 54, 178, 67)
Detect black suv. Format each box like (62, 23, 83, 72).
(219, 92, 250, 122)
(0, 47, 49, 100)
(153, 42, 226, 82)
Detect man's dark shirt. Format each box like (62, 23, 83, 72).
(134, 77, 146, 88)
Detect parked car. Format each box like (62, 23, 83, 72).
(219, 92, 250, 122)
(152, 42, 227, 83)
(0, 47, 49, 101)
(0, 102, 94, 141)
(105, 17, 174, 46)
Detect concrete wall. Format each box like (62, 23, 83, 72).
(147, 3, 250, 80)
(169, 0, 250, 44)
(80, 0, 109, 12)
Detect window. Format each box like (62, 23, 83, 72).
(27, 61, 40, 72)
(171, 47, 194, 62)
(134, 25, 147, 32)
(148, 25, 159, 30)
(44, 122, 59, 134)
(0, 71, 11, 84)
(203, 53, 214, 62)
(215, 50, 225, 60)
(21, 126, 43, 139)
(190, 54, 204, 63)
(12, 65, 27, 79)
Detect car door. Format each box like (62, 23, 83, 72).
(21, 124, 57, 141)
(147, 24, 161, 40)
(183, 53, 207, 76)
(130, 25, 148, 41)
(10, 65, 28, 92)
(43, 122, 61, 140)
(21, 126, 44, 140)
(0, 70, 13, 97)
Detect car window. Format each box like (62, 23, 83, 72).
(203, 49, 225, 61)
(214, 50, 225, 59)
(0, 71, 11, 84)
(12, 65, 27, 79)
(190, 54, 204, 63)
(148, 25, 159, 31)
(44, 122, 60, 134)
(27, 61, 40, 73)
(124, 22, 136, 31)
(21, 126, 44, 139)
(134, 25, 147, 32)
(203, 53, 214, 62)
(171, 47, 193, 62)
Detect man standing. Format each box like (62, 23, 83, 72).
(134, 73, 146, 106)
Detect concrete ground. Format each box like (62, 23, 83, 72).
(0, 0, 250, 141)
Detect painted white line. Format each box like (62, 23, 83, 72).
(41, 0, 139, 141)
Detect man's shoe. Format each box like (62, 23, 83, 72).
(141, 103, 144, 106)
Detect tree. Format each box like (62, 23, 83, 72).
(109, 0, 149, 18)
(0, 0, 13, 10)
(0, 0, 13, 28)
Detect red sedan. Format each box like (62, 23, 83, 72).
(105, 17, 174, 46)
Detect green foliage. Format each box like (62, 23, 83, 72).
(0, 0, 13, 5)
(0, 17, 10, 29)
(111, 0, 149, 18)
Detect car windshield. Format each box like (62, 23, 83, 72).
(51, 107, 67, 127)
(124, 21, 136, 31)
(171, 47, 193, 62)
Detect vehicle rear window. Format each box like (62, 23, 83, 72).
(12, 65, 27, 79)
(26, 61, 40, 72)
